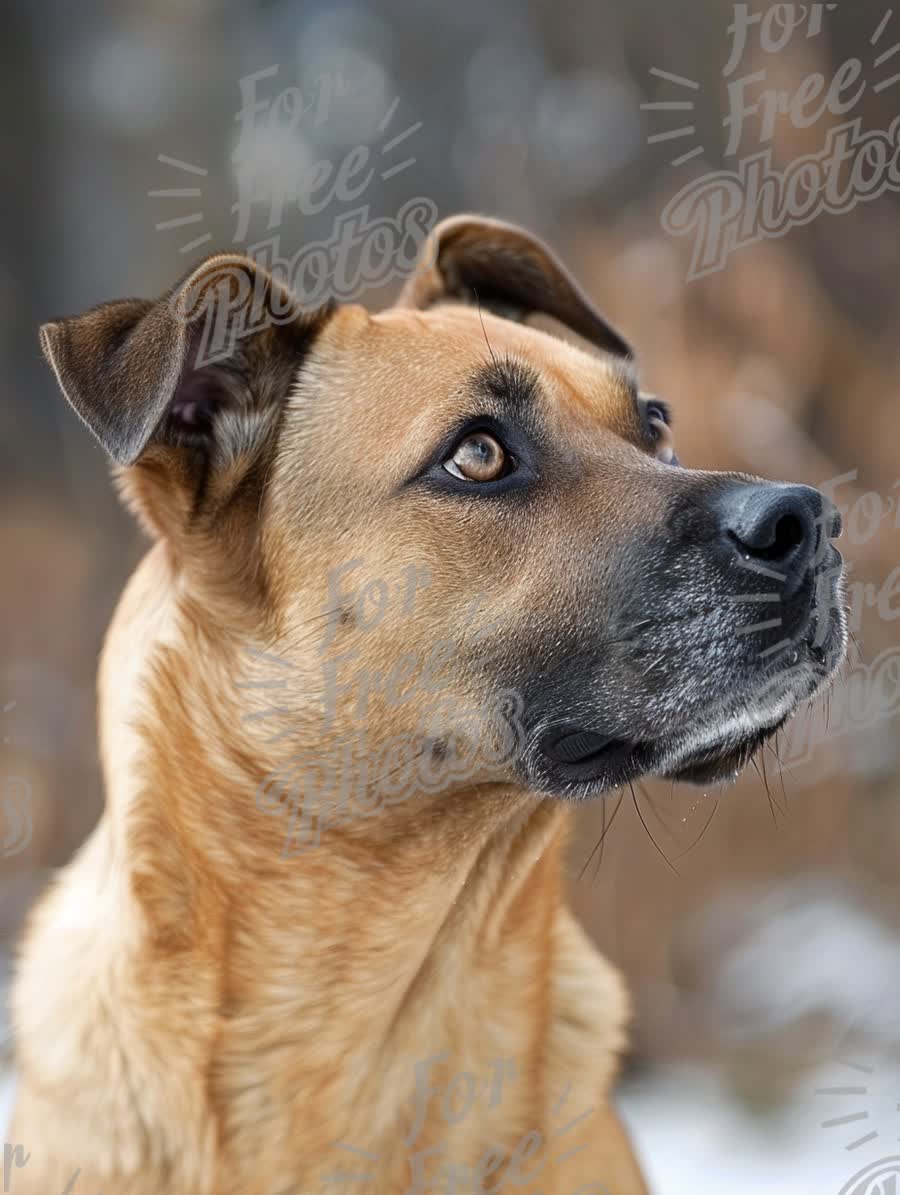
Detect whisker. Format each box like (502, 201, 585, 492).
(474, 290, 500, 371)
(760, 746, 783, 818)
(751, 754, 778, 826)
(641, 652, 667, 677)
(630, 780, 678, 874)
(768, 732, 793, 805)
(637, 779, 676, 839)
(578, 789, 625, 882)
(847, 629, 865, 665)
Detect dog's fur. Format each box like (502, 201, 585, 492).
(10, 216, 844, 1193)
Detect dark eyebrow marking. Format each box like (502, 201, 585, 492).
(472, 356, 542, 416)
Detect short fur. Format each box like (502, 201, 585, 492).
(11, 216, 845, 1193)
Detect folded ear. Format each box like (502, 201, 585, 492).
(39, 254, 331, 468)
(396, 214, 632, 359)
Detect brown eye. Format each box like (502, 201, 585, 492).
(444, 432, 508, 482)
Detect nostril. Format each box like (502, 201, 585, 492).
(728, 511, 806, 562)
(769, 511, 805, 560)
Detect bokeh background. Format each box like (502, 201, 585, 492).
(2, 2, 900, 1190)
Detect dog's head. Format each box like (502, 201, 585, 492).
(40, 216, 846, 802)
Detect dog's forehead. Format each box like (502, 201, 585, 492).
(312, 303, 642, 439)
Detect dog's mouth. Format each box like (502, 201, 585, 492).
(532, 618, 845, 797)
(541, 728, 649, 783)
(537, 717, 787, 794)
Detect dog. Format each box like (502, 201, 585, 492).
(9, 215, 846, 1193)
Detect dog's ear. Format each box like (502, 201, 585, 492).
(396, 214, 632, 359)
(40, 253, 331, 465)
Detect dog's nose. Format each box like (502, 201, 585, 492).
(717, 483, 836, 589)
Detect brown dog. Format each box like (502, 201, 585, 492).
(10, 216, 845, 1193)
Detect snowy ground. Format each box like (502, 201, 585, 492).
(0, 1069, 13, 1138)
(619, 1062, 900, 1195)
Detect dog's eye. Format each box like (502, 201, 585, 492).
(444, 432, 510, 482)
(643, 399, 678, 466)
(645, 401, 669, 428)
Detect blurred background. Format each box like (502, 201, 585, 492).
(2, 1, 900, 1190)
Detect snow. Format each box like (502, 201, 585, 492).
(620, 1062, 900, 1195)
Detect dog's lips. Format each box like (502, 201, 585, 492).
(535, 684, 803, 794)
(536, 721, 777, 794)
(529, 584, 847, 798)
(538, 726, 650, 788)
(660, 718, 788, 785)
(546, 728, 620, 765)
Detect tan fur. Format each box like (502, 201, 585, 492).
(12, 223, 652, 1193)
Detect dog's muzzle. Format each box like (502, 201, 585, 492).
(520, 477, 847, 798)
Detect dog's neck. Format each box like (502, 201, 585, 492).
(15, 544, 622, 1188)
